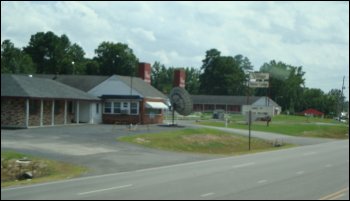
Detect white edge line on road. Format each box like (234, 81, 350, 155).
(232, 162, 255, 168)
(200, 192, 215, 197)
(303, 151, 317, 156)
(1, 154, 243, 192)
(325, 164, 333, 168)
(0, 171, 132, 192)
(257, 180, 268, 184)
(296, 171, 305, 175)
(78, 184, 133, 195)
(3, 139, 346, 192)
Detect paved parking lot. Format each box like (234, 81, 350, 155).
(1, 124, 217, 176)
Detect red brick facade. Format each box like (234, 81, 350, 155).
(1, 97, 74, 128)
(102, 114, 141, 124)
(1, 98, 26, 127)
(101, 98, 166, 125)
(173, 69, 186, 88)
(141, 98, 165, 124)
(138, 63, 151, 84)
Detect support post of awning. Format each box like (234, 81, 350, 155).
(51, 100, 55, 126)
(64, 100, 67, 125)
(76, 101, 80, 124)
(25, 99, 29, 128)
(40, 99, 43, 126)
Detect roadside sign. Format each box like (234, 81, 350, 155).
(249, 72, 269, 88)
(249, 73, 269, 82)
(249, 81, 269, 88)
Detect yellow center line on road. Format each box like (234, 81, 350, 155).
(318, 187, 349, 200)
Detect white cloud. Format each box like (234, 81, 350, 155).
(131, 28, 156, 42)
(1, 1, 349, 99)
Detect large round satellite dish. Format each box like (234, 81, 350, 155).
(169, 87, 193, 116)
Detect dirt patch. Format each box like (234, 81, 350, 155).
(182, 134, 233, 143)
(134, 138, 150, 144)
(1, 159, 49, 182)
(302, 131, 314, 135)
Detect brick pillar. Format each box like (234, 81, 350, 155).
(173, 69, 186, 88)
(138, 62, 151, 84)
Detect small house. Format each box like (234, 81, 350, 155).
(1, 63, 171, 128)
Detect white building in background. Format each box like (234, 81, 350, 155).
(242, 97, 281, 117)
(192, 95, 281, 116)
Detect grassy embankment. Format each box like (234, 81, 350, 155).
(119, 128, 293, 155)
(1, 151, 87, 187)
(197, 114, 348, 139)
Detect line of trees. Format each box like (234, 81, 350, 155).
(1, 31, 139, 76)
(1, 31, 347, 116)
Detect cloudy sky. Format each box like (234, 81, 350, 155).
(1, 1, 349, 100)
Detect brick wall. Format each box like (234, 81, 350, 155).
(28, 99, 40, 126)
(54, 100, 65, 125)
(42, 100, 52, 125)
(102, 98, 166, 125)
(103, 114, 141, 124)
(1, 98, 26, 127)
(102, 113, 164, 125)
(2, 96, 166, 127)
(140, 98, 165, 124)
(142, 114, 164, 124)
(1, 98, 75, 128)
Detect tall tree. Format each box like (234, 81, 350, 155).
(326, 89, 344, 117)
(94, 42, 139, 76)
(151, 61, 173, 94)
(285, 66, 305, 112)
(1, 40, 35, 73)
(151, 61, 162, 90)
(234, 54, 254, 71)
(85, 59, 100, 75)
(199, 49, 246, 95)
(300, 88, 325, 112)
(61, 43, 86, 74)
(185, 67, 200, 94)
(258, 60, 305, 113)
(201, 48, 221, 69)
(24, 31, 85, 74)
(151, 62, 200, 95)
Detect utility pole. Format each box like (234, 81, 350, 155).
(340, 76, 345, 115)
(248, 110, 251, 151)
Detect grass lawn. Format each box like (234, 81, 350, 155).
(118, 128, 293, 155)
(1, 151, 87, 187)
(196, 115, 349, 139)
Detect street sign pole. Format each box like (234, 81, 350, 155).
(249, 110, 251, 151)
(247, 72, 270, 150)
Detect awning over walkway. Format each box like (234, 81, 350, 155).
(145, 101, 169, 109)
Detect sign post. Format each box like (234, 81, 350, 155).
(248, 110, 251, 151)
(246, 72, 270, 150)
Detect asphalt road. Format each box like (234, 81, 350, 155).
(1, 124, 217, 176)
(2, 139, 348, 200)
(1, 122, 338, 177)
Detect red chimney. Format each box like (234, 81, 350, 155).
(138, 62, 151, 84)
(173, 68, 186, 88)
